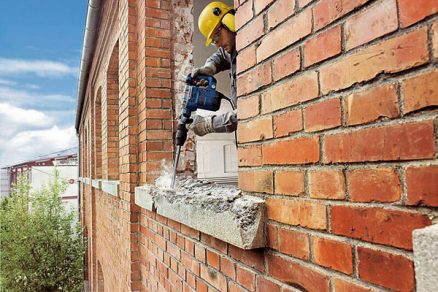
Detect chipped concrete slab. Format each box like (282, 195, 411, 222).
(101, 180, 119, 197)
(413, 224, 438, 292)
(135, 177, 266, 249)
(92, 179, 101, 189)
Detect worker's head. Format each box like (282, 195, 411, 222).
(198, 2, 236, 53)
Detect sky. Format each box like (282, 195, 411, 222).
(0, 1, 87, 167)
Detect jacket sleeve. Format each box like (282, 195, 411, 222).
(211, 109, 237, 133)
(204, 48, 231, 74)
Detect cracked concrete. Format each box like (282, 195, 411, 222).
(135, 176, 265, 249)
(413, 224, 438, 292)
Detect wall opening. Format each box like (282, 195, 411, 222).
(106, 42, 119, 180)
(192, 0, 237, 183)
(95, 87, 103, 179)
(97, 261, 104, 292)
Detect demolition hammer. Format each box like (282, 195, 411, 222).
(170, 73, 231, 188)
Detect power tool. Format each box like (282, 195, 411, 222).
(170, 73, 230, 188)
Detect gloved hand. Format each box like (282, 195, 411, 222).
(192, 65, 215, 86)
(192, 65, 215, 78)
(189, 114, 214, 136)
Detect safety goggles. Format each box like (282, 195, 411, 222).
(211, 26, 223, 45)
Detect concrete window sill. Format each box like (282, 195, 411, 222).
(92, 179, 102, 189)
(79, 177, 91, 185)
(101, 180, 119, 197)
(135, 178, 265, 249)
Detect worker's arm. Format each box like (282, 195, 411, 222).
(192, 48, 231, 78)
(190, 110, 237, 136)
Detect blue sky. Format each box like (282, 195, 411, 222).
(0, 1, 87, 166)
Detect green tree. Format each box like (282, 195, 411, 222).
(0, 171, 85, 291)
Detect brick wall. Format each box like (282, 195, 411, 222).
(77, 0, 437, 291)
(234, 0, 437, 291)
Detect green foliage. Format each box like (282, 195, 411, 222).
(0, 171, 85, 292)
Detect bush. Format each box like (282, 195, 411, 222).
(0, 171, 85, 291)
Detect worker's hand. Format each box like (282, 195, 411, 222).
(189, 115, 214, 136)
(192, 65, 215, 86)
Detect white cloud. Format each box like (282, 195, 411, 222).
(0, 103, 77, 167)
(0, 58, 78, 77)
(0, 85, 74, 107)
(0, 125, 77, 167)
(0, 78, 16, 86)
(0, 102, 54, 128)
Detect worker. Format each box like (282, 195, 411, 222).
(189, 1, 238, 137)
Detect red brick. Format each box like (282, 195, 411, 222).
(266, 223, 279, 249)
(236, 14, 264, 50)
(332, 278, 372, 292)
(220, 257, 236, 280)
(272, 48, 300, 81)
(344, 83, 400, 126)
(194, 244, 205, 263)
(238, 95, 260, 120)
(237, 116, 273, 142)
(348, 168, 401, 202)
(181, 225, 200, 240)
(345, 0, 398, 50)
(237, 44, 257, 73)
(254, 0, 275, 14)
(256, 277, 280, 292)
(257, 9, 312, 62)
(313, 0, 369, 31)
(398, 0, 438, 27)
(266, 198, 327, 229)
(309, 169, 345, 200)
(324, 120, 436, 163)
(278, 228, 309, 259)
(237, 61, 272, 96)
(358, 247, 414, 291)
(274, 170, 305, 196)
(229, 245, 265, 272)
(320, 28, 429, 94)
(200, 264, 227, 291)
(406, 165, 438, 207)
(196, 279, 208, 292)
(330, 206, 432, 249)
(312, 237, 352, 274)
(304, 98, 341, 132)
(262, 136, 320, 165)
(200, 234, 228, 253)
(273, 109, 302, 138)
(267, 254, 330, 291)
(304, 25, 341, 67)
(236, 266, 256, 291)
(207, 250, 220, 269)
(239, 170, 273, 193)
(401, 69, 438, 114)
(262, 71, 319, 114)
(299, 0, 313, 8)
(236, 0, 253, 30)
(238, 145, 262, 166)
(228, 281, 246, 292)
(267, 0, 296, 29)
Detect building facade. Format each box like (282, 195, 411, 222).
(76, 0, 437, 291)
(0, 148, 79, 210)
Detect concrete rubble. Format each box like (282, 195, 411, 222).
(413, 224, 438, 292)
(135, 175, 265, 249)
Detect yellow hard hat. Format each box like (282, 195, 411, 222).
(198, 2, 235, 47)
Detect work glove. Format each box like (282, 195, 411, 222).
(192, 65, 215, 86)
(189, 114, 214, 136)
